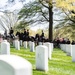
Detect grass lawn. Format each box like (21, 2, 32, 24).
(10, 46, 75, 75)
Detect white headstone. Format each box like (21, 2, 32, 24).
(0, 55, 32, 75)
(71, 45, 75, 62)
(30, 42, 35, 52)
(60, 44, 66, 52)
(36, 45, 48, 71)
(1, 40, 10, 55)
(0, 42, 1, 54)
(66, 44, 72, 56)
(24, 41, 27, 48)
(39, 42, 43, 45)
(44, 42, 52, 59)
(29, 41, 31, 49)
(15, 40, 20, 50)
(13, 40, 15, 47)
(63, 44, 66, 52)
(60, 44, 63, 50)
(51, 43, 53, 52)
(20, 40, 22, 46)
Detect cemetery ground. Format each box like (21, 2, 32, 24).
(11, 46, 75, 75)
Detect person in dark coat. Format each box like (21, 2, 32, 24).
(66, 39, 70, 44)
(23, 29, 27, 41)
(9, 27, 14, 39)
(19, 32, 24, 41)
(16, 31, 20, 39)
(26, 29, 29, 41)
(71, 40, 75, 45)
(40, 30, 45, 42)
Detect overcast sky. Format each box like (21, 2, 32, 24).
(0, 0, 59, 32)
(0, 0, 31, 33)
(0, 0, 46, 31)
(0, 0, 32, 12)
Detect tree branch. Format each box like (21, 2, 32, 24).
(63, 9, 75, 23)
(40, 9, 49, 22)
(39, 0, 49, 9)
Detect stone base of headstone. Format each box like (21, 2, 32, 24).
(36, 45, 48, 72)
(0, 55, 32, 75)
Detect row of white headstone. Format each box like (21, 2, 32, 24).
(13, 39, 54, 71)
(0, 39, 54, 75)
(13, 39, 53, 52)
(13, 40, 54, 61)
(60, 44, 75, 62)
(13, 40, 35, 52)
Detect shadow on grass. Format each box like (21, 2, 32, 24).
(33, 69, 45, 72)
(33, 69, 48, 75)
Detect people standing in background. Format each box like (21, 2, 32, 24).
(4, 30, 7, 39)
(35, 33, 40, 45)
(26, 29, 29, 37)
(26, 29, 29, 41)
(23, 29, 27, 41)
(9, 27, 14, 38)
(9, 27, 14, 43)
(71, 40, 75, 45)
(66, 38, 70, 44)
(40, 30, 45, 42)
(24, 29, 26, 37)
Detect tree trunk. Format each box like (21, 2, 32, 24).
(49, 5, 53, 41)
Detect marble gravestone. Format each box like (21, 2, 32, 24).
(0, 55, 32, 75)
(24, 41, 27, 49)
(36, 45, 48, 72)
(1, 40, 10, 55)
(30, 42, 35, 52)
(20, 40, 22, 46)
(66, 44, 72, 56)
(71, 45, 75, 62)
(44, 43, 52, 59)
(15, 40, 20, 50)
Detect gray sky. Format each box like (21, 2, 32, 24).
(0, 0, 59, 33)
(0, 0, 32, 33)
(0, 0, 46, 32)
(0, 0, 32, 12)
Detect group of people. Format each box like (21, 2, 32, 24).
(4, 27, 46, 45)
(15, 29, 46, 45)
(53, 37, 75, 48)
(15, 29, 30, 41)
(2, 27, 75, 47)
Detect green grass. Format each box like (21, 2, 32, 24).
(10, 46, 75, 75)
